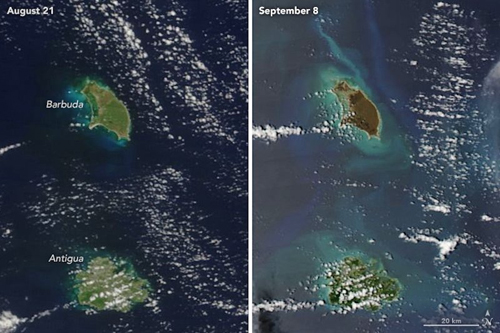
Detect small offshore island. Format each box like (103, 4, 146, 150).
(332, 80, 381, 138)
(81, 80, 131, 141)
(327, 257, 401, 312)
(74, 257, 149, 313)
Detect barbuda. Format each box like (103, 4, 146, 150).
(46, 100, 84, 108)
(81, 80, 131, 141)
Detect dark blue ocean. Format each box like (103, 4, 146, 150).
(0, 0, 247, 332)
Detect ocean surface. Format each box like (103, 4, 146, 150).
(253, 0, 500, 332)
(0, 0, 247, 332)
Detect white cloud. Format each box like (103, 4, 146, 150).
(252, 124, 305, 142)
(399, 232, 467, 260)
(481, 214, 500, 223)
(253, 299, 319, 313)
(0, 311, 25, 333)
(423, 203, 451, 215)
(0, 143, 22, 157)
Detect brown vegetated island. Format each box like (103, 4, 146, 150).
(333, 80, 381, 138)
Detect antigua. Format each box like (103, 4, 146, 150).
(48, 254, 84, 265)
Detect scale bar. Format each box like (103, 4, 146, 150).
(423, 324, 480, 327)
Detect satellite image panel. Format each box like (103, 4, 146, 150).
(253, 0, 500, 332)
(0, 1, 248, 332)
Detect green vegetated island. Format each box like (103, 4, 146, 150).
(332, 80, 381, 138)
(327, 257, 401, 312)
(81, 80, 131, 141)
(74, 257, 149, 313)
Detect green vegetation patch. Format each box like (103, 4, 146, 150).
(74, 257, 149, 312)
(81, 80, 131, 141)
(327, 256, 401, 312)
